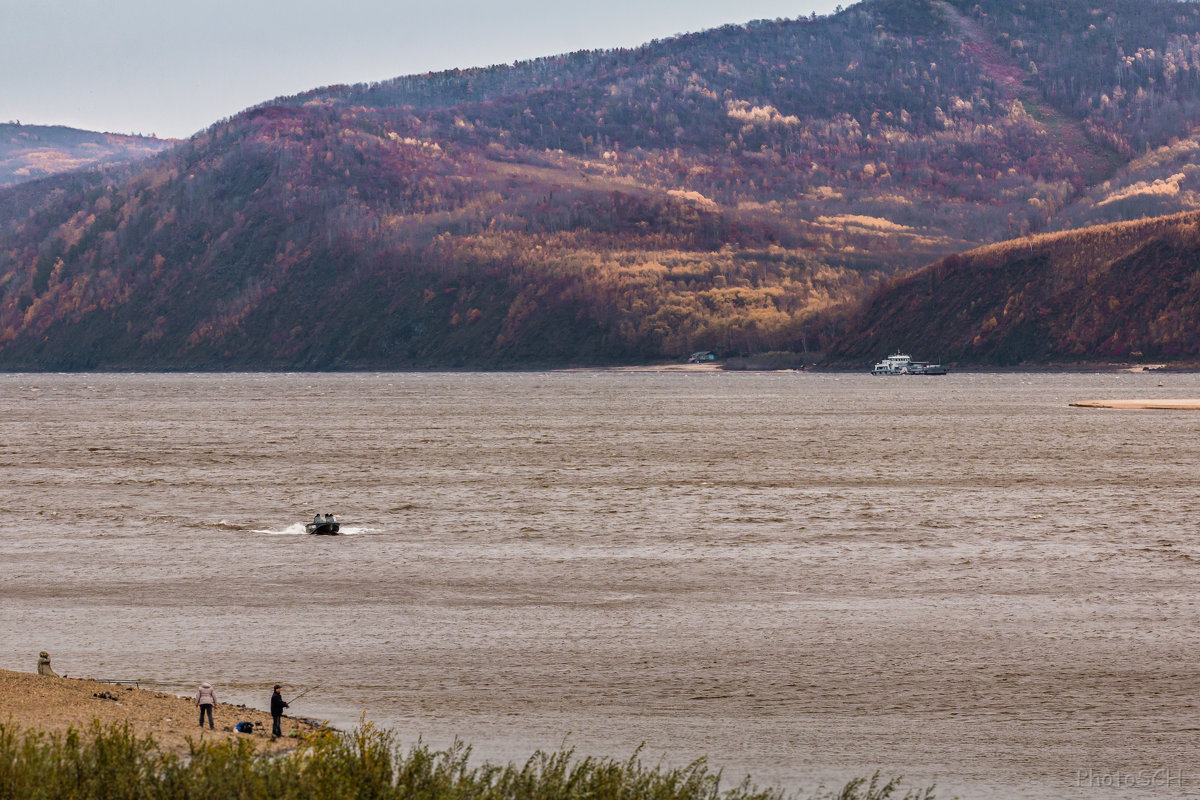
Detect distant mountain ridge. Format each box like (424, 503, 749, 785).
(0, 124, 174, 188)
(4, 0, 1200, 368)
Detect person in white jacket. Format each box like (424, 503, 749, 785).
(196, 682, 216, 729)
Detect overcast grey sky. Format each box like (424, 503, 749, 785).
(2, 0, 844, 139)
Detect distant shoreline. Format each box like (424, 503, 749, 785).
(0, 362, 1195, 376)
(576, 362, 1195, 374)
(0, 361, 1195, 374)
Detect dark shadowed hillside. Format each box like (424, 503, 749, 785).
(5, 0, 1200, 368)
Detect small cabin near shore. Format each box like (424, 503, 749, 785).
(687, 350, 717, 363)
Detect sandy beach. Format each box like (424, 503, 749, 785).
(0, 669, 320, 754)
(1069, 398, 1200, 409)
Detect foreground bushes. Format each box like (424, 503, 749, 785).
(0, 722, 934, 800)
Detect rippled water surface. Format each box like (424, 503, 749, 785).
(3, 371, 1199, 799)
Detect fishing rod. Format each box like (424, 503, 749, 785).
(288, 685, 318, 703)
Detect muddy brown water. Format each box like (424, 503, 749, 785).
(2, 371, 1198, 799)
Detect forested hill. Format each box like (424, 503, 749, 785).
(0, 124, 173, 188)
(5, 0, 1200, 368)
(828, 212, 1200, 365)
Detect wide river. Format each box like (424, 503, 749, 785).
(2, 371, 1198, 799)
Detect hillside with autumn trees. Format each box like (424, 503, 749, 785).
(0, 124, 173, 188)
(828, 211, 1200, 364)
(5, 0, 1200, 368)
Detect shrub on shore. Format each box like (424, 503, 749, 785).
(0, 721, 934, 800)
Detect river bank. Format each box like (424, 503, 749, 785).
(0, 669, 320, 753)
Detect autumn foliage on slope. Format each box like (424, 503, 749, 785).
(0, 124, 173, 188)
(8, 0, 1200, 367)
(830, 212, 1200, 365)
(0, 106, 870, 368)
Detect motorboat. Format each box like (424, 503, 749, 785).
(306, 516, 341, 535)
(871, 353, 948, 375)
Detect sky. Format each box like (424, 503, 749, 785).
(2, 0, 844, 140)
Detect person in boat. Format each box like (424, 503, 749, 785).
(314, 514, 323, 525)
(324, 513, 336, 523)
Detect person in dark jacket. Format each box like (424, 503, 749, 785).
(270, 685, 289, 737)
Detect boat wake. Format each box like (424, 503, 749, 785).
(249, 523, 372, 536)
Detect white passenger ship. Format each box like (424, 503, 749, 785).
(871, 353, 948, 375)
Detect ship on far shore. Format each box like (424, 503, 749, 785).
(871, 353, 948, 375)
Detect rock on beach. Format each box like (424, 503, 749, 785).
(0, 669, 319, 754)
